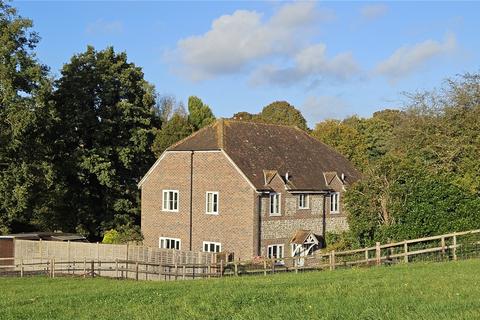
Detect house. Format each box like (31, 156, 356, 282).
(138, 119, 360, 261)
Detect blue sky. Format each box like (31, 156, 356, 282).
(15, 1, 480, 127)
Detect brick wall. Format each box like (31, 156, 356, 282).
(141, 151, 257, 260)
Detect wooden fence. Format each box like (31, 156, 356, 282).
(1, 229, 479, 281)
(13, 239, 216, 266)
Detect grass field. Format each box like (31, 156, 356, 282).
(1, 259, 479, 320)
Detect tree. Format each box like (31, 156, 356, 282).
(311, 118, 368, 170)
(232, 111, 257, 121)
(51, 46, 160, 239)
(0, 1, 56, 234)
(151, 112, 193, 157)
(342, 74, 480, 247)
(187, 96, 215, 130)
(259, 101, 308, 130)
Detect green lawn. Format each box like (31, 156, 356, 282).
(1, 259, 479, 320)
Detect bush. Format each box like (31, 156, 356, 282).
(102, 225, 143, 244)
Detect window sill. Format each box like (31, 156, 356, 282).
(269, 213, 281, 217)
(161, 210, 179, 213)
(205, 212, 219, 215)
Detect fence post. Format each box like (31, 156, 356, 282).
(404, 241, 408, 263)
(375, 242, 381, 266)
(52, 259, 55, 278)
(126, 243, 129, 279)
(175, 264, 178, 281)
(182, 265, 186, 280)
(91, 260, 94, 278)
(441, 236, 446, 259)
(271, 259, 275, 274)
(220, 260, 224, 278)
(39, 239, 43, 261)
(365, 248, 369, 264)
(330, 250, 336, 270)
(115, 259, 119, 279)
(207, 264, 211, 279)
(67, 240, 71, 264)
(263, 260, 267, 276)
(453, 234, 457, 261)
(20, 259, 24, 277)
(135, 262, 139, 281)
(83, 258, 86, 278)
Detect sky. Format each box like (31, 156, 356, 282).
(14, 1, 480, 127)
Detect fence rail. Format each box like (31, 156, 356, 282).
(1, 229, 479, 281)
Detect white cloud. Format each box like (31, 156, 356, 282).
(86, 19, 123, 35)
(250, 44, 360, 86)
(360, 4, 388, 21)
(171, 2, 336, 81)
(375, 33, 457, 81)
(301, 95, 351, 124)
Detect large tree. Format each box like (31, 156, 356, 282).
(52, 46, 160, 239)
(259, 101, 308, 130)
(0, 1, 57, 234)
(188, 96, 215, 130)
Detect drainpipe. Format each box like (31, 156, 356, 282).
(189, 151, 194, 251)
(322, 193, 327, 242)
(257, 194, 262, 256)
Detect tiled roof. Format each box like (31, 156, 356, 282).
(168, 119, 361, 191)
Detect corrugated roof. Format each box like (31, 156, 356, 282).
(168, 119, 361, 191)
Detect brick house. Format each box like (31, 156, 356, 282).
(138, 119, 360, 261)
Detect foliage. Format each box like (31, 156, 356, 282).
(231, 101, 308, 130)
(0, 1, 56, 234)
(49, 46, 160, 239)
(102, 225, 143, 244)
(151, 95, 214, 157)
(259, 101, 308, 130)
(151, 112, 194, 157)
(2, 260, 480, 319)
(314, 74, 480, 247)
(102, 229, 120, 244)
(311, 118, 368, 170)
(188, 96, 215, 130)
(323, 231, 359, 251)
(232, 111, 257, 121)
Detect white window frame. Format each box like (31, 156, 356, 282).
(330, 192, 340, 214)
(298, 194, 309, 209)
(205, 191, 219, 215)
(203, 241, 222, 253)
(267, 244, 284, 261)
(159, 237, 181, 250)
(269, 192, 281, 216)
(162, 190, 179, 212)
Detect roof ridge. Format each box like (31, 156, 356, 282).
(224, 118, 304, 130)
